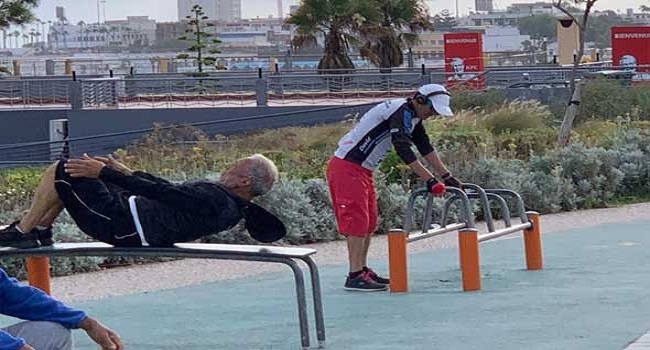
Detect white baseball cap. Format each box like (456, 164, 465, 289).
(417, 84, 454, 117)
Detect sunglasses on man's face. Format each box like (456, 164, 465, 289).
(426, 99, 436, 113)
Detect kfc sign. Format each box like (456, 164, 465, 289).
(443, 32, 485, 89)
(611, 26, 650, 83)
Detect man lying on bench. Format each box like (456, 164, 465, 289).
(0, 153, 285, 248)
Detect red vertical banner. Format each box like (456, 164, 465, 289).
(612, 26, 650, 84)
(444, 32, 485, 90)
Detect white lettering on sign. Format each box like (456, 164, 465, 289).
(614, 33, 650, 39)
(446, 38, 478, 44)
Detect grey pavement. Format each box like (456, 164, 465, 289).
(5, 220, 650, 349)
(72, 220, 650, 349)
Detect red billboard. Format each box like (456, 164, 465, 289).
(443, 32, 485, 89)
(611, 26, 650, 83)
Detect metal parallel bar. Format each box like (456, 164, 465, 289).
(442, 194, 458, 227)
(404, 187, 475, 234)
(445, 187, 475, 229)
(462, 184, 495, 233)
(486, 193, 512, 228)
(421, 194, 435, 234)
(407, 223, 467, 243)
(403, 188, 429, 233)
(0, 248, 316, 349)
(478, 223, 532, 243)
(300, 257, 326, 348)
(484, 189, 529, 224)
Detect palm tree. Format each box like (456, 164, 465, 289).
(0, 0, 38, 28)
(12, 30, 19, 47)
(640, 5, 650, 13)
(61, 30, 68, 49)
(359, 0, 431, 72)
(28, 28, 36, 45)
(286, 0, 380, 74)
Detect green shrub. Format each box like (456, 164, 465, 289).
(481, 100, 552, 134)
(451, 88, 507, 112)
(579, 80, 650, 121)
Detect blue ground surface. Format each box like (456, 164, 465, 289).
(15, 221, 650, 349)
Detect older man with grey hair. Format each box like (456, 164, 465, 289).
(0, 153, 282, 248)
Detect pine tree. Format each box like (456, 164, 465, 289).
(177, 5, 222, 74)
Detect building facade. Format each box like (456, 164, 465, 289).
(215, 0, 241, 22)
(178, 0, 216, 21)
(178, 0, 241, 22)
(48, 16, 156, 50)
(475, 0, 493, 13)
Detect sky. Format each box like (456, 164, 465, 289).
(30, 0, 650, 24)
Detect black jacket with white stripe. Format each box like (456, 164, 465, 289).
(99, 167, 245, 246)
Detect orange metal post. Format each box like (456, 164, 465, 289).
(388, 229, 408, 293)
(458, 228, 480, 292)
(524, 211, 543, 270)
(26, 257, 52, 295)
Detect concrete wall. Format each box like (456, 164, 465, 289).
(0, 110, 68, 143)
(66, 104, 374, 157)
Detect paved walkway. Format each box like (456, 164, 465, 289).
(625, 333, 650, 350)
(48, 219, 650, 349)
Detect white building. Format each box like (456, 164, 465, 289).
(48, 17, 156, 50)
(178, 0, 216, 21)
(106, 16, 156, 46)
(462, 2, 562, 27)
(215, 0, 241, 22)
(214, 17, 286, 33)
(178, 0, 241, 22)
(483, 26, 531, 52)
(622, 8, 650, 25)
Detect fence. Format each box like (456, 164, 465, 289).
(0, 65, 633, 110)
(1, 51, 579, 77)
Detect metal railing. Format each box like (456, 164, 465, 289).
(0, 65, 642, 110)
(388, 184, 542, 292)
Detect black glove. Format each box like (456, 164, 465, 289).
(441, 172, 462, 189)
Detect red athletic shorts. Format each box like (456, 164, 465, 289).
(326, 156, 378, 237)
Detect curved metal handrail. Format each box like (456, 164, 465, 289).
(486, 193, 512, 228)
(461, 184, 495, 232)
(484, 189, 529, 224)
(404, 187, 474, 234)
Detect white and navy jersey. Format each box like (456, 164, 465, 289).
(334, 99, 435, 171)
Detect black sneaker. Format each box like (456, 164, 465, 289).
(363, 267, 390, 285)
(0, 222, 40, 249)
(33, 226, 54, 246)
(344, 271, 388, 292)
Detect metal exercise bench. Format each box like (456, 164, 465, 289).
(0, 243, 326, 349)
(388, 184, 543, 292)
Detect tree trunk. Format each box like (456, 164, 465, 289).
(557, 80, 585, 146)
(558, 24, 587, 147)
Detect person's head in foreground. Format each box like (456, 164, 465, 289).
(410, 83, 454, 120)
(218, 153, 279, 201)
